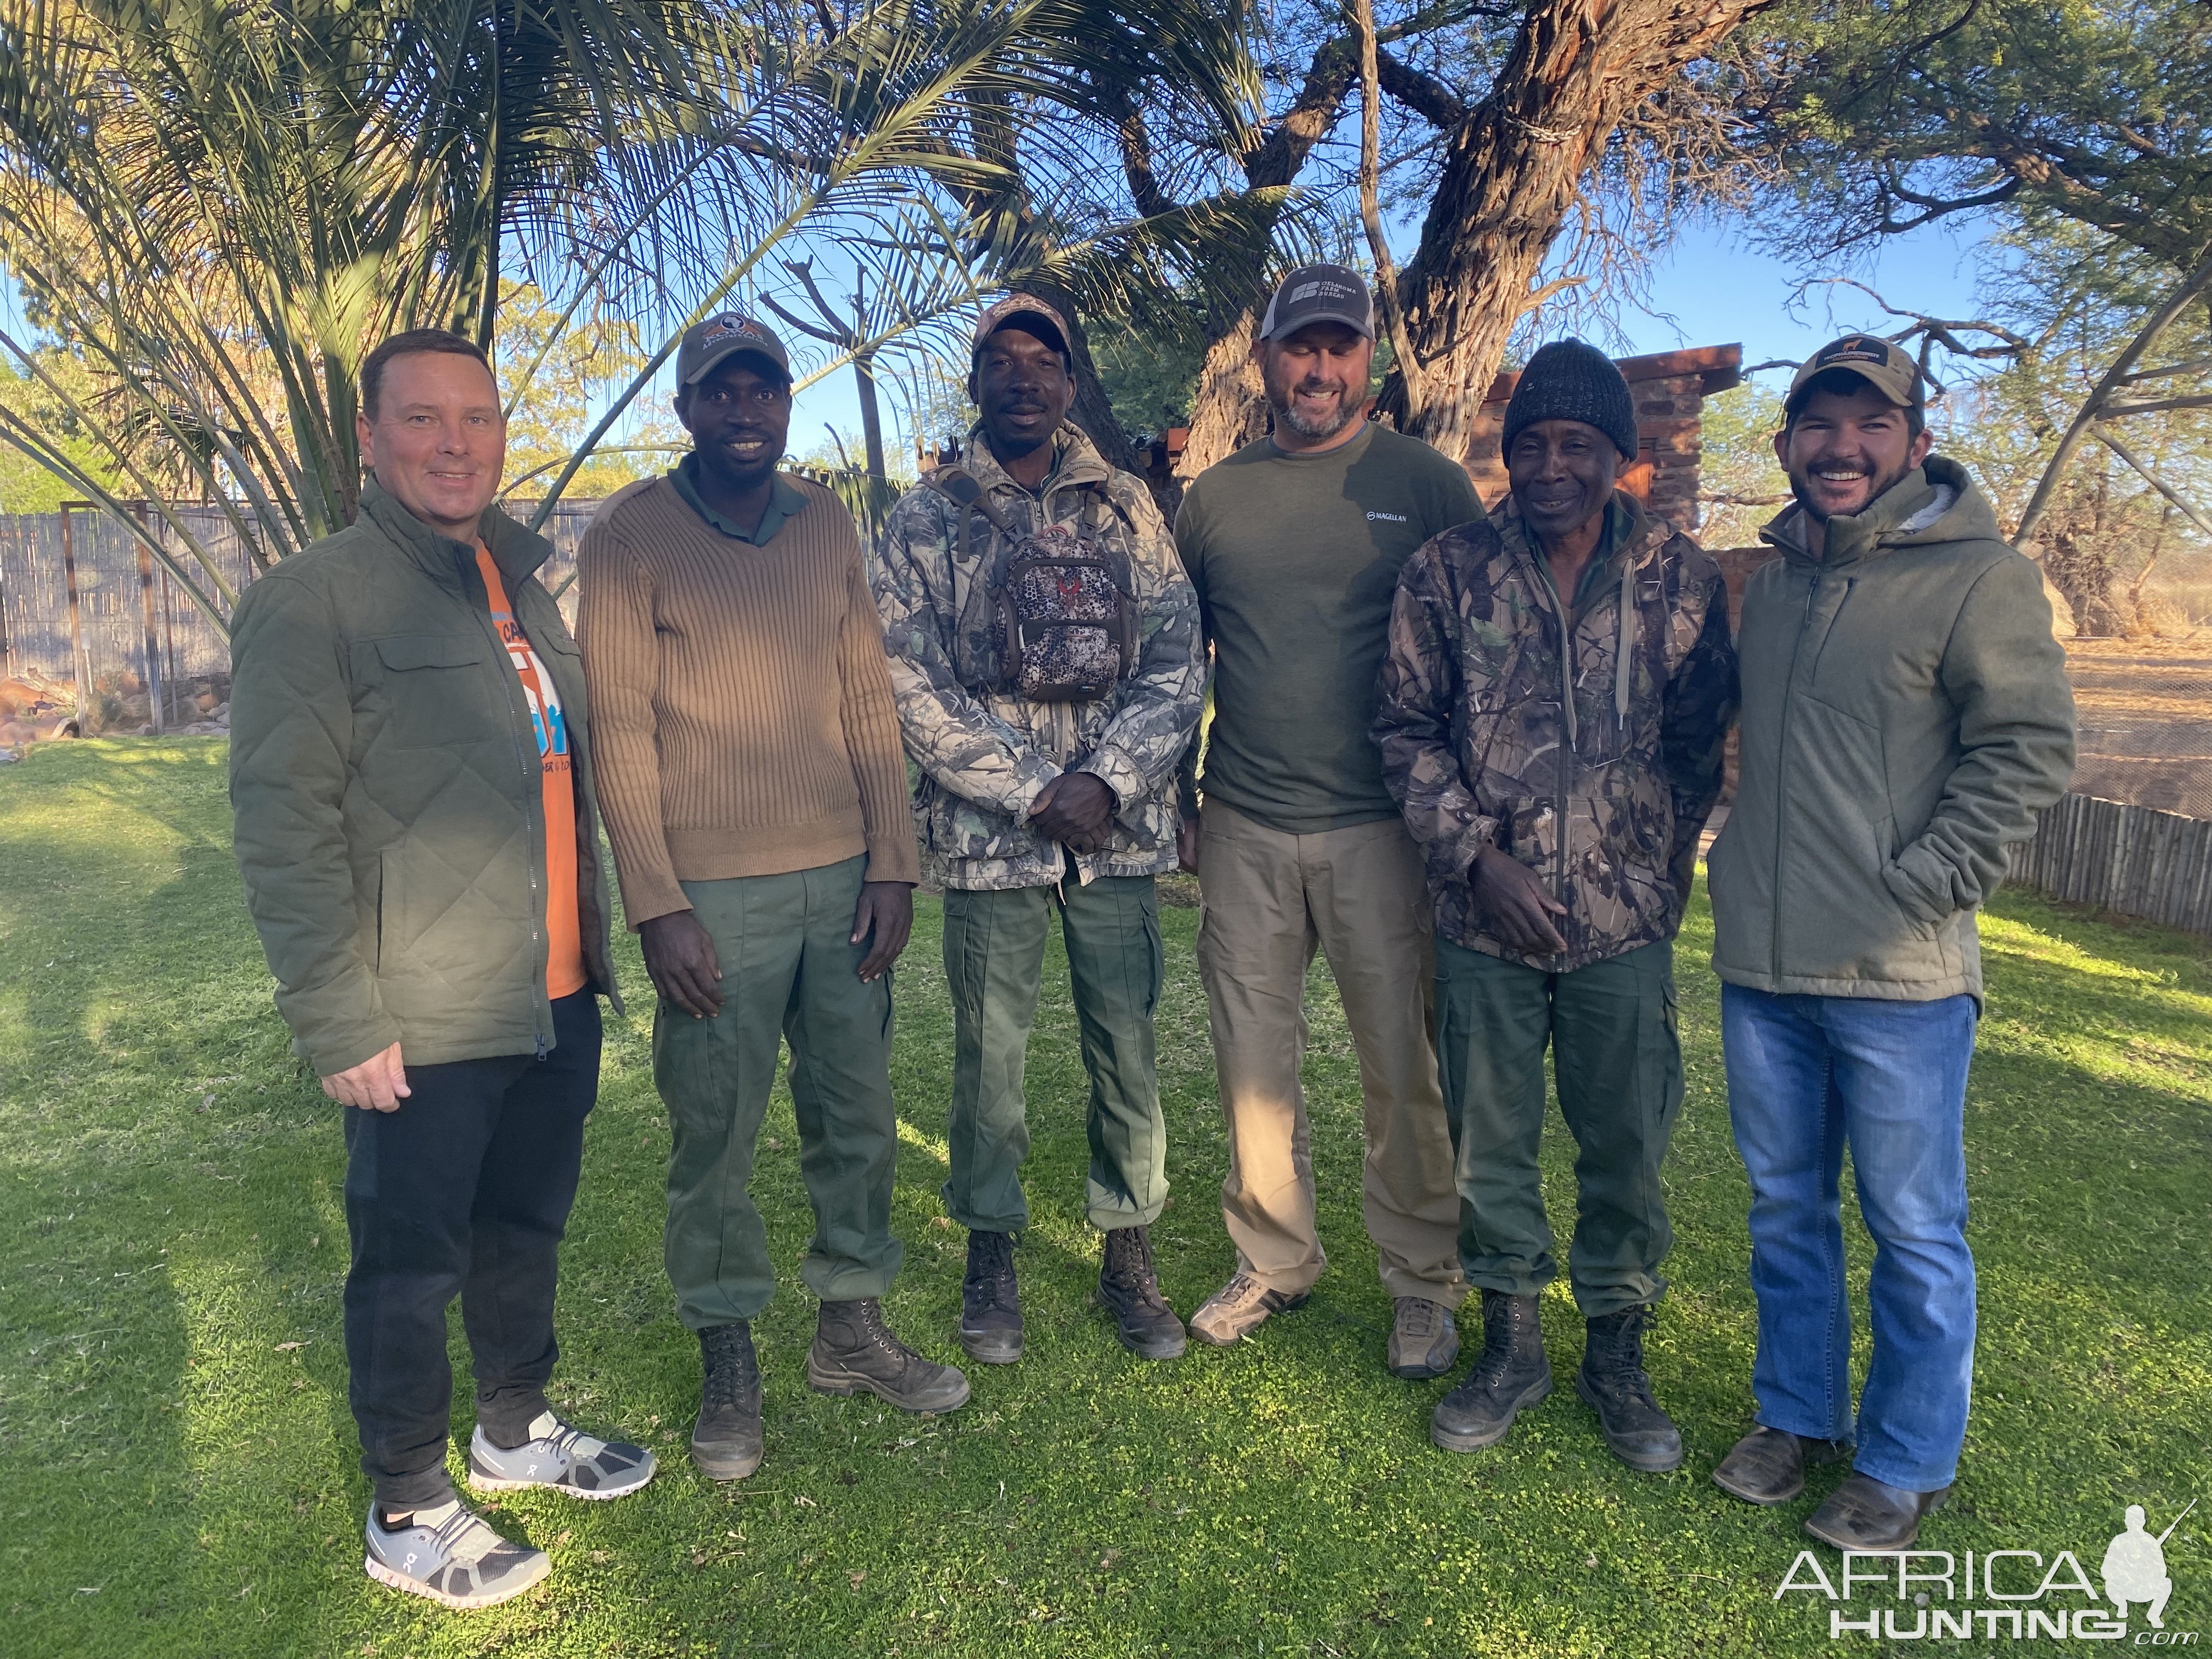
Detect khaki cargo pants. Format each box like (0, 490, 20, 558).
(1193, 799, 1465, 1305)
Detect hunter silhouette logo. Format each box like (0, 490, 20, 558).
(2106, 1500, 2193, 1630)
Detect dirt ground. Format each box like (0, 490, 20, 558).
(2064, 635, 2212, 819)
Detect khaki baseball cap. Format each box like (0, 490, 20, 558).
(973, 293, 1072, 358)
(1787, 334, 1924, 413)
(1259, 264, 1375, 342)
(675, 313, 791, 386)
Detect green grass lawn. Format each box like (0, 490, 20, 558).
(2, 740, 2207, 1658)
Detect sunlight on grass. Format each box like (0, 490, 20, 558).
(2, 741, 2207, 1658)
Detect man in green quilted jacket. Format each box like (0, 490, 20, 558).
(229, 329, 651, 1610)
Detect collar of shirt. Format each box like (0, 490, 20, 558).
(1566, 495, 1633, 613)
(670, 453, 810, 544)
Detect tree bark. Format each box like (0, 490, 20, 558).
(1395, 0, 1770, 462)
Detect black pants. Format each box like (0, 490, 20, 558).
(341, 991, 600, 1506)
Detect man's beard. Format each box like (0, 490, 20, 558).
(1267, 380, 1362, 442)
(1787, 454, 1912, 524)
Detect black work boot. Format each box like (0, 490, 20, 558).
(1712, 1425, 1850, 1506)
(1097, 1226, 1187, 1360)
(959, 1229, 1024, 1365)
(808, 1297, 971, 1414)
(691, 1322, 764, 1481)
(1431, 1290, 1551, 1453)
(1575, 1305, 1684, 1472)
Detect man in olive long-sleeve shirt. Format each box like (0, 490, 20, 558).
(1173, 266, 1482, 1379)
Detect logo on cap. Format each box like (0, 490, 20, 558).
(1816, 335, 1891, 367)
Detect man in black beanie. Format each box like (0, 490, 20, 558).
(1374, 338, 1737, 1469)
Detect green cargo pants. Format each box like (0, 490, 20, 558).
(1434, 935, 1682, 1317)
(654, 856, 903, 1330)
(941, 874, 1167, 1235)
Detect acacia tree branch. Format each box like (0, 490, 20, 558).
(1374, 48, 1465, 128)
(2013, 244, 2212, 550)
(1356, 0, 1423, 421)
(2095, 426, 2212, 545)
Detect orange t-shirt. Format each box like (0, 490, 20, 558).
(477, 549, 588, 1000)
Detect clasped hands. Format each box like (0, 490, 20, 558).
(1027, 771, 1117, 855)
(1471, 844, 1569, 955)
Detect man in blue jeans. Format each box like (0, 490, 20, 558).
(1706, 335, 2075, 1550)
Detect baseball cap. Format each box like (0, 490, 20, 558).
(973, 293, 1072, 359)
(675, 313, 791, 386)
(1258, 264, 1375, 342)
(1787, 334, 1924, 414)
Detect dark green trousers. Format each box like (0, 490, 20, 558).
(941, 875, 1167, 1234)
(1434, 935, 1682, 1317)
(654, 856, 902, 1329)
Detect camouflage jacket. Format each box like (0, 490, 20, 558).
(1374, 490, 1738, 969)
(871, 423, 1204, 891)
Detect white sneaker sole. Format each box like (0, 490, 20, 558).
(466, 1452, 657, 1500)
(364, 1548, 551, 1609)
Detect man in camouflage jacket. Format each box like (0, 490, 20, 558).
(871, 295, 1204, 1365)
(1374, 340, 1737, 1474)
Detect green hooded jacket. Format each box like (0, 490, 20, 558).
(228, 482, 618, 1076)
(1708, 456, 2075, 1005)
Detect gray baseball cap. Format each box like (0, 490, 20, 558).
(1259, 264, 1375, 342)
(675, 313, 791, 386)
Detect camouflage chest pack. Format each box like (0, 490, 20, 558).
(927, 465, 1138, 703)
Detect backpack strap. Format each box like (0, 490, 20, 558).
(924, 465, 1015, 690)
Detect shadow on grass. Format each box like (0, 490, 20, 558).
(2, 743, 2207, 1657)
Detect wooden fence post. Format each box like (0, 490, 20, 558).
(132, 501, 163, 734)
(60, 500, 90, 732)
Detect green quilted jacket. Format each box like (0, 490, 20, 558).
(228, 483, 617, 1076)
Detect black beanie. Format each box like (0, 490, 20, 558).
(1502, 339, 1639, 462)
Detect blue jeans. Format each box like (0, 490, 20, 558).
(1720, 984, 1978, 1492)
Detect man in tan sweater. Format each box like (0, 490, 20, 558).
(578, 314, 968, 1486)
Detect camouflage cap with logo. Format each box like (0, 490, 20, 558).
(675, 313, 791, 386)
(972, 293, 1073, 361)
(1787, 334, 1925, 414)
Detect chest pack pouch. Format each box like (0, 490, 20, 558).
(927, 465, 1138, 703)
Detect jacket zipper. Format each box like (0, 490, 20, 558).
(470, 554, 551, 1058)
(1770, 566, 1823, 977)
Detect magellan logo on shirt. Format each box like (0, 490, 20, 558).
(1367, 510, 1409, 523)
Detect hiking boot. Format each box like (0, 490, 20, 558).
(1430, 1290, 1551, 1453)
(364, 1496, 550, 1609)
(960, 1230, 1024, 1365)
(690, 1322, 764, 1481)
(808, 1297, 971, 1414)
(468, 1410, 656, 1499)
(1804, 1473, 1952, 1551)
(1188, 1272, 1310, 1347)
(1389, 1296, 1461, 1380)
(1575, 1305, 1684, 1472)
(1712, 1425, 1850, 1507)
(1098, 1226, 1186, 1360)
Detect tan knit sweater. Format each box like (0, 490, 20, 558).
(577, 472, 919, 926)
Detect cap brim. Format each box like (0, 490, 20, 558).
(977, 313, 1070, 357)
(684, 342, 789, 386)
(1262, 309, 1375, 343)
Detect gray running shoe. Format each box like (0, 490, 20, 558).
(364, 1497, 551, 1609)
(467, 1410, 656, 1500)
